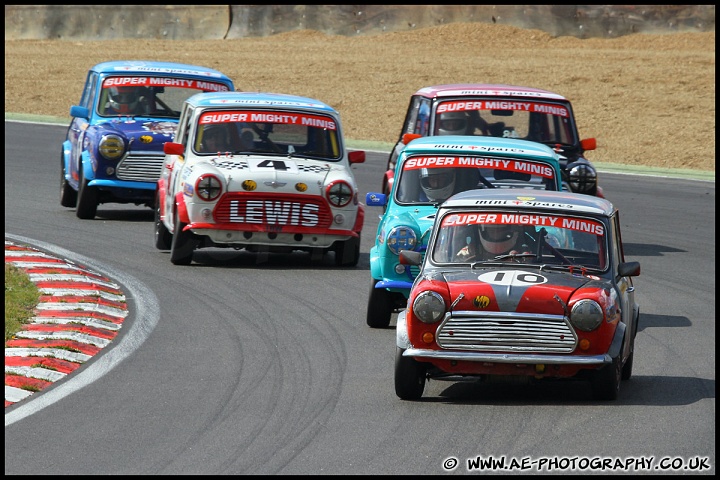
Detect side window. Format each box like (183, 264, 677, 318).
(414, 99, 431, 136)
(402, 96, 430, 136)
(611, 213, 625, 264)
(179, 106, 194, 147)
(79, 72, 98, 109)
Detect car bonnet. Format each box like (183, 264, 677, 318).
(439, 268, 596, 313)
(208, 155, 351, 193)
(97, 120, 178, 151)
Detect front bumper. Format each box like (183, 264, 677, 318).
(403, 348, 610, 365)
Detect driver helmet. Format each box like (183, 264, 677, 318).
(419, 168, 456, 202)
(437, 111, 468, 135)
(202, 124, 230, 150)
(480, 224, 519, 254)
(108, 86, 140, 114)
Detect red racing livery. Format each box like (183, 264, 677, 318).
(395, 189, 640, 401)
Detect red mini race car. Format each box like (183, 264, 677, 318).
(384, 84, 604, 199)
(395, 189, 640, 401)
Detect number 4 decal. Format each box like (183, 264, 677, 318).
(478, 270, 547, 286)
(257, 159, 289, 170)
(248, 158, 299, 174)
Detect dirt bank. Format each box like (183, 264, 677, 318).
(4, 23, 715, 172)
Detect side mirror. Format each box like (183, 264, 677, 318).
(580, 138, 597, 151)
(401, 133, 422, 145)
(163, 142, 185, 155)
(365, 192, 387, 207)
(399, 250, 423, 266)
(349, 150, 365, 164)
(70, 105, 89, 120)
(618, 261, 640, 277)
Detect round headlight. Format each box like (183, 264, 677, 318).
(326, 180, 353, 207)
(386, 226, 417, 255)
(570, 299, 603, 331)
(412, 291, 446, 324)
(568, 163, 597, 193)
(98, 134, 125, 160)
(195, 174, 222, 201)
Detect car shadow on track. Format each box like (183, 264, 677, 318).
(173, 248, 372, 271)
(419, 375, 715, 406)
(91, 208, 155, 223)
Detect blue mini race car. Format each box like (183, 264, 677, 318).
(365, 135, 565, 328)
(60, 60, 235, 219)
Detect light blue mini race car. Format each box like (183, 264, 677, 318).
(365, 135, 565, 328)
(60, 60, 235, 219)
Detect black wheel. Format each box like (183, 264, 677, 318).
(622, 313, 640, 380)
(75, 165, 98, 219)
(366, 279, 394, 328)
(591, 354, 621, 401)
(154, 192, 171, 250)
(382, 178, 391, 197)
(621, 348, 634, 381)
(60, 155, 77, 208)
(334, 235, 360, 267)
(170, 208, 197, 265)
(394, 347, 426, 400)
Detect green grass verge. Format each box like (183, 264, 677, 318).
(5, 263, 40, 344)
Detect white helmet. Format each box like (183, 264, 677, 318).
(437, 111, 468, 135)
(108, 86, 139, 114)
(480, 224, 519, 254)
(420, 168, 456, 202)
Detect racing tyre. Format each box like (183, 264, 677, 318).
(60, 156, 77, 208)
(394, 347, 427, 400)
(154, 193, 172, 250)
(621, 340, 635, 381)
(622, 313, 640, 381)
(366, 279, 394, 328)
(76, 166, 98, 219)
(335, 235, 360, 267)
(591, 354, 621, 401)
(170, 209, 197, 265)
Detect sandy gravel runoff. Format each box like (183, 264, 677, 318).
(4, 24, 715, 173)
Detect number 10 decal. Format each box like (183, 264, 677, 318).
(478, 270, 547, 286)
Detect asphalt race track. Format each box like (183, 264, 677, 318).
(4, 120, 716, 475)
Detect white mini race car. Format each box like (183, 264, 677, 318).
(154, 91, 365, 266)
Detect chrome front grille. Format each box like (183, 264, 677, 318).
(436, 311, 577, 353)
(116, 154, 165, 182)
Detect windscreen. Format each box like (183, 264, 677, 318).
(432, 209, 607, 271)
(98, 76, 230, 118)
(434, 100, 576, 144)
(396, 154, 560, 204)
(194, 110, 341, 159)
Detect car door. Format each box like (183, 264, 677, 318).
(68, 71, 99, 185)
(165, 105, 195, 226)
(611, 211, 637, 360)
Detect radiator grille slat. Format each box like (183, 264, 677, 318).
(116, 154, 164, 182)
(436, 312, 577, 353)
